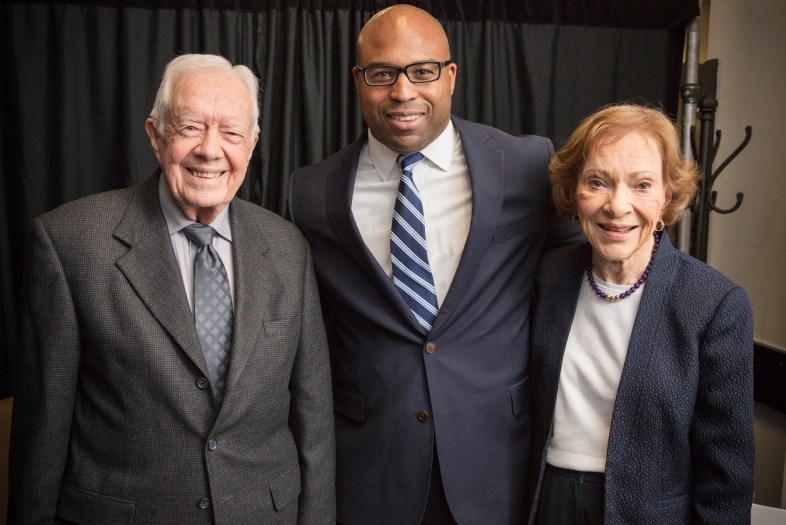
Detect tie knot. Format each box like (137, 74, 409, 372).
(182, 223, 217, 246)
(398, 152, 425, 173)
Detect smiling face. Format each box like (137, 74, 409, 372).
(576, 131, 671, 283)
(353, 6, 456, 154)
(145, 68, 258, 224)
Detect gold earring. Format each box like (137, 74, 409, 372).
(655, 219, 665, 232)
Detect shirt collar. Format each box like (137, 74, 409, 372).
(158, 173, 233, 242)
(367, 119, 457, 182)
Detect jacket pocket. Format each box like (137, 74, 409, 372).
(655, 491, 692, 508)
(654, 491, 692, 522)
(333, 386, 365, 422)
(270, 464, 302, 511)
(57, 481, 136, 524)
(493, 208, 539, 245)
(509, 376, 531, 416)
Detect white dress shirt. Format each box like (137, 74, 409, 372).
(546, 275, 645, 473)
(351, 121, 472, 307)
(158, 175, 235, 312)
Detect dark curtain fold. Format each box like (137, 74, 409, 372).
(7, 0, 699, 28)
(0, 0, 695, 397)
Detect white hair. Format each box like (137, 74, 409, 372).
(149, 54, 260, 136)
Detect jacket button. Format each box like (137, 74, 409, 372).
(417, 410, 429, 422)
(196, 378, 210, 389)
(425, 342, 437, 354)
(198, 498, 211, 509)
(208, 439, 217, 451)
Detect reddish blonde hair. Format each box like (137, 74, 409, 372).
(549, 104, 700, 225)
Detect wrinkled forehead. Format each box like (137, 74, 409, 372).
(169, 70, 254, 125)
(170, 69, 249, 102)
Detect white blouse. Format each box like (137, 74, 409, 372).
(546, 274, 645, 473)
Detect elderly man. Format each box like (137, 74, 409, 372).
(286, 6, 583, 525)
(8, 54, 335, 525)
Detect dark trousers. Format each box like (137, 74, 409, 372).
(420, 449, 458, 525)
(536, 464, 605, 525)
(337, 446, 457, 525)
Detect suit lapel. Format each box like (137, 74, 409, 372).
(222, 201, 273, 398)
(539, 245, 590, 414)
(607, 233, 678, 465)
(114, 172, 209, 378)
(326, 133, 425, 335)
(430, 117, 505, 337)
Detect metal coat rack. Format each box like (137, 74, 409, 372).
(688, 94, 752, 262)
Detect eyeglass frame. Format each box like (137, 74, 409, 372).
(356, 60, 454, 86)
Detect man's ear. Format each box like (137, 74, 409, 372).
(145, 118, 163, 163)
(247, 134, 259, 162)
(446, 62, 457, 95)
(352, 66, 364, 94)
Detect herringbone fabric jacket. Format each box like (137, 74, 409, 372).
(9, 173, 335, 525)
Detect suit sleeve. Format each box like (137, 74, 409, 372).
(542, 137, 586, 251)
(284, 169, 297, 225)
(545, 201, 585, 251)
(289, 244, 336, 524)
(691, 286, 755, 524)
(8, 218, 81, 525)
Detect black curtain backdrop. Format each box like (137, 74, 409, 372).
(0, 0, 698, 398)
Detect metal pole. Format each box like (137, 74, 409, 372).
(692, 94, 718, 263)
(676, 15, 702, 253)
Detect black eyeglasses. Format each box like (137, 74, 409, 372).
(357, 61, 453, 86)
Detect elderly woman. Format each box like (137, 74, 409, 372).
(527, 104, 754, 525)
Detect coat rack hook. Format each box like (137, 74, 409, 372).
(710, 126, 752, 185)
(708, 191, 744, 214)
(689, 95, 752, 262)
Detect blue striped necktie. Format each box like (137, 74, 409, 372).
(390, 152, 439, 332)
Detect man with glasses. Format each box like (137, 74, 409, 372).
(287, 5, 582, 525)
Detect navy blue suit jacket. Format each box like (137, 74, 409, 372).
(527, 233, 755, 525)
(287, 116, 583, 525)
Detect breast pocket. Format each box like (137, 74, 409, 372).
(259, 314, 302, 366)
(263, 313, 301, 338)
(493, 208, 540, 245)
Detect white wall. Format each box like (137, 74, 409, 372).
(706, 0, 786, 508)
(706, 0, 786, 353)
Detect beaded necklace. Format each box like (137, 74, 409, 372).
(586, 232, 661, 302)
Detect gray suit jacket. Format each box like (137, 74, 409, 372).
(528, 233, 754, 524)
(287, 116, 584, 525)
(8, 173, 335, 525)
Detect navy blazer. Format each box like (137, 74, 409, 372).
(528, 233, 754, 525)
(287, 116, 584, 525)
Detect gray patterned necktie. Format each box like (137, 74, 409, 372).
(182, 223, 233, 405)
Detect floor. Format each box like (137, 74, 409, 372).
(0, 397, 11, 525)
